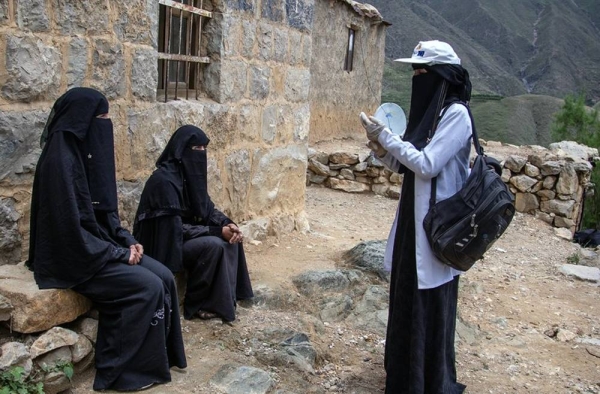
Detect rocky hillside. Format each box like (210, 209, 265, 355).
(369, 0, 600, 103)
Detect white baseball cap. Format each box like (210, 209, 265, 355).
(394, 40, 461, 65)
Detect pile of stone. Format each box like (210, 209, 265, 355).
(307, 141, 599, 233)
(306, 149, 402, 198)
(0, 263, 96, 394)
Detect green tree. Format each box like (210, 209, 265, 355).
(552, 93, 600, 228)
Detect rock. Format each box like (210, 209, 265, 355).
(292, 270, 351, 296)
(0, 263, 92, 333)
(210, 364, 274, 394)
(43, 371, 72, 394)
(0, 293, 13, 321)
(549, 141, 599, 161)
(345, 286, 389, 335)
(72, 317, 98, 344)
(541, 200, 575, 219)
(327, 178, 370, 193)
(319, 295, 353, 322)
(556, 329, 577, 342)
(30, 327, 79, 359)
(515, 193, 539, 213)
(504, 155, 527, 172)
(34, 346, 72, 369)
(540, 161, 562, 176)
(555, 163, 579, 195)
(554, 228, 573, 240)
(0, 342, 32, 377)
(343, 240, 389, 280)
(71, 334, 93, 363)
(559, 264, 600, 282)
(329, 152, 359, 165)
(280, 333, 317, 366)
(510, 175, 538, 192)
(239, 218, 269, 242)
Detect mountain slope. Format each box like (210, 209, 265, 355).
(369, 0, 600, 102)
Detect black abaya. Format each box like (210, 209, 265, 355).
(28, 88, 187, 391)
(385, 172, 465, 394)
(134, 125, 253, 322)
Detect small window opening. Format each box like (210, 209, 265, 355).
(344, 28, 356, 72)
(158, 0, 213, 102)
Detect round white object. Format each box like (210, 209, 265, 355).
(374, 103, 407, 137)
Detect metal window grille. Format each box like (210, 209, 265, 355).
(344, 28, 355, 72)
(158, 0, 212, 102)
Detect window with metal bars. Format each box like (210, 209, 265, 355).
(344, 28, 355, 72)
(157, 0, 212, 101)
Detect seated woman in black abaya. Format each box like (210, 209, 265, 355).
(134, 125, 253, 323)
(27, 87, 186, 391)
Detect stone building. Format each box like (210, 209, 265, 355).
(0, 0, 388, 265)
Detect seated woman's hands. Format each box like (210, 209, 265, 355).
(128, 243, 144, 265)
(222, 223, 243, 244)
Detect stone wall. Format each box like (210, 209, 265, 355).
(2, 0, 384, 265)
(308, 0, 387, 143)
(307, 140, 599, 233)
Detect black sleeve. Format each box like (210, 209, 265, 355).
(208, 208, 234, 227)
(134, 215, 184, 273)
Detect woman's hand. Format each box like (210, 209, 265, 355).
(222, 224, 243, 244)
(128, 244, 143, 265)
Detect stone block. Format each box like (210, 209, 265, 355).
(226, 149, 251, 218)
(543, 175, 557, 189)
(262, 0, 284, 21)
(131, 47, 158, 101)
(258, 21, 273, 61)
(17, 0, 50, 31)
(262, 105, 278, 143)
(273, 27, 289, 62)
(225, 0, 255, 12)
(210, 364, 273, 394)
(90, 38, 125, 99)
(328, 178, 370, 193)
(284, 68, 310, 102)
(515, 193, 539, 213)
(0, 264, 92, 334)
(0, 342, 32, 377)
(241, 20, 257, 58)
(541, 161, 562, 176)
(221, 60, 248, 102)
(53, 0, 109, 35)
(289, 30, 302, 65)
(524, 163, 540, 177)
(0, 2, 9, 24)
(510, 175, 538, 192)
(2, 35, 61, 102)
(504, 155, 527, 172)
(329, 152, 358, 165)
(302, 35, 312, 66)
(250, 65, 271, 100)
(555, 163, 578, 195)
(67, 38, 88, 89)
(0, 198, 22, 265)
(286, 0, 314, 32)
(249, 146, 307, 215)
(112, 0, 157, 46)
(293, 103, 310, 141)
(540, 199, 575, 218)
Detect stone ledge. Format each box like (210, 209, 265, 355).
(0, 263, 92, 334)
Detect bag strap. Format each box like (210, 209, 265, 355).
(428, 100, 482, 207)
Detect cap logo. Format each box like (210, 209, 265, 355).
(416, 50, 425, 57)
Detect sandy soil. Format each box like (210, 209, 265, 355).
(67, 139, 600, 394)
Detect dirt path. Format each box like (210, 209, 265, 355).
(70, 153, 600, 393)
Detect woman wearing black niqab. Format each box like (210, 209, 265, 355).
(28, 87, 186, 391)
(134, 125, 253, 323)
(361, 41, 471, 393)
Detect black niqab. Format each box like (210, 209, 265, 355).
(152, 125, 215, 221)
(402, 64, 472, 152)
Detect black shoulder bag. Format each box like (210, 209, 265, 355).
(422, 103, 515, 271)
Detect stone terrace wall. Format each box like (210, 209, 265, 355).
(307, 140, 598, 233)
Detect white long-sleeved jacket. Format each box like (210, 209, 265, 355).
(378, 103, 472, 289)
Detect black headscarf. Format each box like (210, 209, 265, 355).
(41, 87, 117, 211)
(402, 64, 472, 152)
(137, 125, 215, 222)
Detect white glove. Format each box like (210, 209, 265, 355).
(359, 112, 387, 142)
(366, 141, 387, 157)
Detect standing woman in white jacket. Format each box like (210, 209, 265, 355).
(360, 40, 473, 394)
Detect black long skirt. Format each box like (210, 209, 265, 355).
(73, 256, 187, 391)
(182, 236, 253, 322)
(385, 171, 465, 394)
